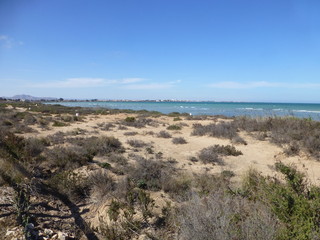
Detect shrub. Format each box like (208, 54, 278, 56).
(128, 156, 168, 191)
(166, 125, 182, 131)
(45, 145, 93, 170)
(123, 131, 138, 136)
(100, 123, 115, 131)
(240, 163, 320, 239)
(73, 136, 124, 156)
(99, 162, 111, 170)
(231, 135, 247, 145)
(122, 116, 156, 128)
(172, 137, 187, 144)
(177, 191, 279, 240)
(89, 170, 115, 202)
(108, 153, 128, 166)
(197, 145, 242, 165)
(48, 171, 90, 201)
(24, 137, 48, 159)
(52, 120, 68, 127)
(124, 116, 136, 123)
(162, 174, 192, 201)
(192, 122, 238, 139)
(127, 139, 148, 148)
(157, 130, 172, 138)
(234, 116, 320, 159)
(46, 131, 65, 145)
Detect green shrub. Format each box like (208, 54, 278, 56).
(167, 124, 182, 130)
(52, 120, 68, 127)
(124, 116, 136, 123)
(241, 163, 320, 239)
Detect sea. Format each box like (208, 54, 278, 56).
(46, 101, 320, 120)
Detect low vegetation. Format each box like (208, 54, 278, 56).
(1, 102, 320, 239)
(172, 137, 187, 144)
(197, 144, 242, 164)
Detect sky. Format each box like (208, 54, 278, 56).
(1, 0, 320, 102)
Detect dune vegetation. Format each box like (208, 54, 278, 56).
(1, 101, 320, 239)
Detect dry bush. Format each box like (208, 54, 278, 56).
(197, 145, 242, 165)
(52, 120, 69, 127)
(172, 137, 187, 144)
(128, 156, 168, 191)
(46, 131, 66, 145)
(177, 191, 279, 240)
(162, 174, 191, 201)
(123, 131, 138, 136)
(118, 125, 128, 130)
(99, 122, 115, 131)
(24, 137, 48, 159)
(127, 139, 148, 148)
(72, 136, 124, 156)
(106, 152, 128, 166)
(284, 141, 300, 156)
(234, 116, 320, 159)
(45, 145, 93, 170)
(122, 116, 157, 128)
(157, 130, 172, 138)
(23, 113, 37, 125)
(231, 135, 247, 145)
(192, 122, 238, 139)
(89, 170, 115, 202)
(48, 171, 90, 201)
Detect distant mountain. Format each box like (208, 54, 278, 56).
(5, 94, 58, 101)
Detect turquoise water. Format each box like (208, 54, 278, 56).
(46, 101, 320, 119)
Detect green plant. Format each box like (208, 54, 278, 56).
(167, 124, 182, 130)
(52, 120, 68, 127)
(124, 116, 136, 123)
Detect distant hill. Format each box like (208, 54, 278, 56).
(4, 94, 58, 101)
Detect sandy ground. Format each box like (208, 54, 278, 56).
(23, 112, 320, 186)
(4, 111, 320, 239)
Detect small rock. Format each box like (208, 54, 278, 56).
(58, 231, 68, 240)
(44, 228, 54, 236)
(26, 223, 35, 229)
(6, 230, 15, 236)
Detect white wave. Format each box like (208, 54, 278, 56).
(237, 107, 263, 111)
(293, 110, 320, 114)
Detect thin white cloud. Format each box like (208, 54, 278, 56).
(29, 77, 181, 90)
(124, 83, 172, 90)
(209, 81, 320, 89)
(31, 78, 146, 88)
(0, 35, 23, 49)
(33, 78, 107, 88)
(119, 78, 145, 84)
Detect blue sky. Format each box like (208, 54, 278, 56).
(1, 0, 320, 102)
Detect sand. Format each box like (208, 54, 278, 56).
(23, 112, 320, 185)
